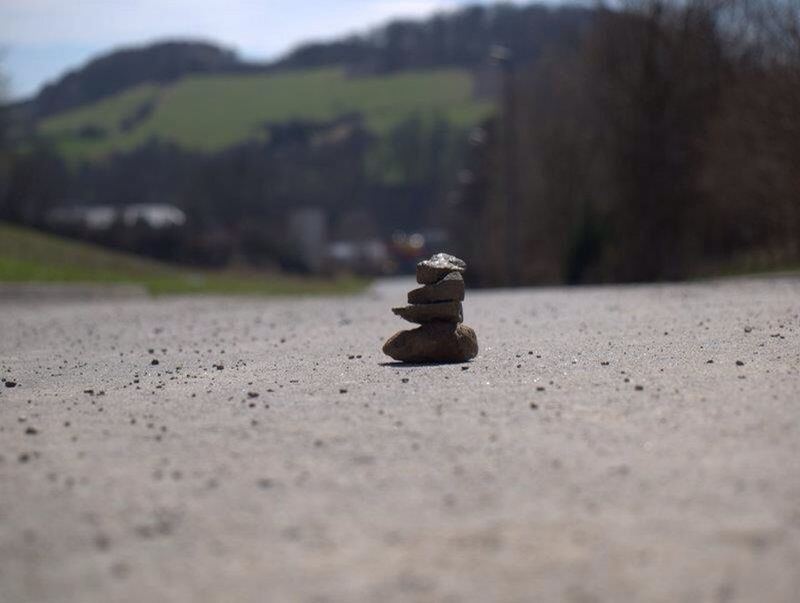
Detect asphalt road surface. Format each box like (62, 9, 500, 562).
(1, 277, 799, 603)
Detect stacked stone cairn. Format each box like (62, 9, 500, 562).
(382, 253, 479, 363)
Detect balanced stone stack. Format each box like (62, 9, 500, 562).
(382, 253, 479, 363)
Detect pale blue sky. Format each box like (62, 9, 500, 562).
(0, 0, 560, 100)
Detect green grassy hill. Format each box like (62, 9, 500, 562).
(37, 67, 492, 162)
(0, 223, 365, 295)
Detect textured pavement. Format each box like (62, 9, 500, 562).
(1, 277, 799, 602)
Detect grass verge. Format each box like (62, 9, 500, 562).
(0, 223, 366, 296)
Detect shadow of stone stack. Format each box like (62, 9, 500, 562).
(382, 253, 479, 364)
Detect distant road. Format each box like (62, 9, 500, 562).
(1, 277, 799, 602)
(0, 282, 148, 302)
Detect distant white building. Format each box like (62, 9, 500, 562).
(46, 203, 186, 231)
(47, 205, 117, 230)
(122, 204, 186, 229)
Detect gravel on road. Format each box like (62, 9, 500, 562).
(1, 277, 799, 602)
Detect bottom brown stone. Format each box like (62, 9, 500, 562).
(382, 323, 478, 364)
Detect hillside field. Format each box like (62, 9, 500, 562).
(37, 67, 493, 162)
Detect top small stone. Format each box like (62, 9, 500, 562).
(416, 253, 467, 285)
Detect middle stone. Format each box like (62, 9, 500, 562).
(408, 272, 465, 304)
(392, 300, 463, 324)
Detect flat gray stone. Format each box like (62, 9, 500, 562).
(408, 272, 465, 304)
(392, 301, 462, 324)
(416, 253, 466, 285)
(382, 322, 479, 363)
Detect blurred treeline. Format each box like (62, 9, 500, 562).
(0, 116, 464, 270)
(453, 0, 800, 285)
(277, 3, 590, 73)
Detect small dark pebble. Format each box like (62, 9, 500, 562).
(247, 391, 259, 399)
(339, 388, 348, 394)
(461, 366, 469, 371)
(150, 359, 159, 366)
(530, 402, 539, 410)
(536, 386, 546, 392)
(634, 385, 644, 391)
(401, 378, 409, 383)
(735, 360, 745, 366)
(744, 326, 753, 333)
(5, 381, 17, 388)
(25, 426, 38, 435)
(94, 533, 111, 551)
(706, 359, 714, 364)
